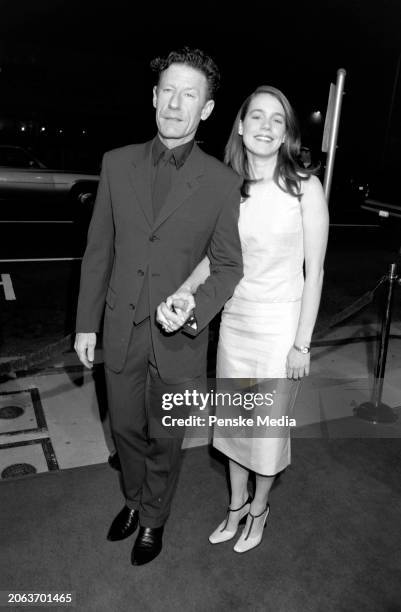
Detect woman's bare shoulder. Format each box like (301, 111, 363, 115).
(300, 174, 325, 201)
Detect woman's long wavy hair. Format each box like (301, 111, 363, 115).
(224, 85, 318, 199)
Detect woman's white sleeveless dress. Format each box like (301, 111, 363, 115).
(213, 180, 304, 475)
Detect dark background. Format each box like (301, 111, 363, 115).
(1, 0, 400, 196)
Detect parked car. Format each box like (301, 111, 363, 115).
(0, 145, 99, 220)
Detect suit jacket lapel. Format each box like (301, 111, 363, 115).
(128, 139, 154, 228)
(153, 143, 205, 230)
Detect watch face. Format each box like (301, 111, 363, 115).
(294, 344, 310, 354)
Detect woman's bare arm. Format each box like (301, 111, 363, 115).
(286, 175, 329, 378)
(176, 256, 211, 294)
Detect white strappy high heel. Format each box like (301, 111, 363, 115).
(233, 503, 270, 553)
(209, 496, 252, 544)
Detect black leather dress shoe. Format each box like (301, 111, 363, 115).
(108, 451, 121, 472)
(107, 506, 139, 541)
(131, 526, 164, 566)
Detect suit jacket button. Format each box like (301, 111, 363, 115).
(129, 303, 135, 309)
(137, 269, 144, 276)
(149, 234, 159, 242)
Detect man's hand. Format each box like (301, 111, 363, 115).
(74, 332, 97, 368)
(156, 291, 195, 333)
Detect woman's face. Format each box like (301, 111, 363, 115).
(239, 93, 286, 159)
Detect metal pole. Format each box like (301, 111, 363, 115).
(372, 263, 397, 407)
(355, 263, 398, 423)
(323, 68, 346, 203)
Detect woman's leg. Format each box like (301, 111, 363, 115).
(233, 472, 275, 552)
(251, 473, 275, 514)
(209, 458, 250, 543)
(225, 459, 250, 531)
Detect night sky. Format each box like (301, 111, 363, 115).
(1, 0, 400, 185)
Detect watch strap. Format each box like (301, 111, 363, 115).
(184, 311, 197, 331)
(293, 344, 310, 354)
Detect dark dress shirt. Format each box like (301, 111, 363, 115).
(134, 136, 194, 324)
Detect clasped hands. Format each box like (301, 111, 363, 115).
(156, 290, 195, 333)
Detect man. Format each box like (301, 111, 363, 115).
(75, 47, 243, 566)
(299, 146, 312, 168)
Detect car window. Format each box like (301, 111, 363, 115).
(0, 148, 40, 168)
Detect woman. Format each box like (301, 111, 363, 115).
(159, 85, 329, 553)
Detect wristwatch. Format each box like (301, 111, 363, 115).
(184, 311, 198, 331)
(293, 344, 310, 354)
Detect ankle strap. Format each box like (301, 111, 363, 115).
(244, 503, 270, 541)
(228, 495, 252, 513)
(249, 502, 270, 519)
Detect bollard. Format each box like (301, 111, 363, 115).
(355, 263, 399, 423)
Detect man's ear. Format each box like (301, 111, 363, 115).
(152, 85, 158, 109)
(201, 99, 215, 121)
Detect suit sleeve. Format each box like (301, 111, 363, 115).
(185, 180, 243, 335)
(75, 153, 115, 332)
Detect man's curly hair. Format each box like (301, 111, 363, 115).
(150, 47, 220, 100)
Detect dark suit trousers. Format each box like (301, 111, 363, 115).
(105, 319, 202, 528)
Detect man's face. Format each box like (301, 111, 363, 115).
(153, 63, 214, 148)
(300, 149, 311, 165)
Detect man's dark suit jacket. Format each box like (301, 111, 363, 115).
(76, 138, 243, 382)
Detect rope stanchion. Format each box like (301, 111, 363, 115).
(355, 263, 400, 423)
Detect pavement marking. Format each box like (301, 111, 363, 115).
(0, 257, 82, 262)
(0, 220, 74, 224)
(0, 274, 16, 300)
